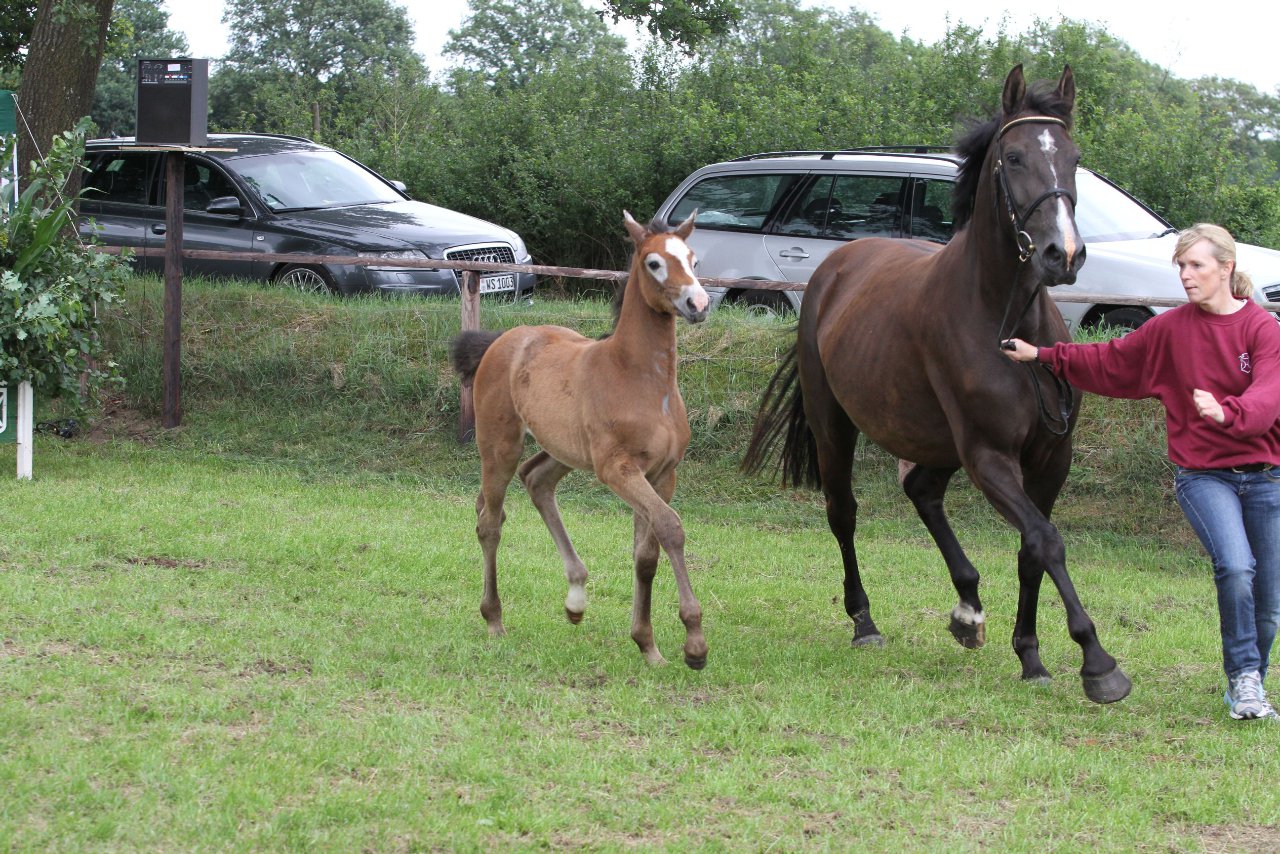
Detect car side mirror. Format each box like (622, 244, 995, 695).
(389, 180, 408, 194)
(206, 196, 244, 216)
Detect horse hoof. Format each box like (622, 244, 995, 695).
(852, 633, 885, 648)
(1082, 666, 1132, 704)
(684, 652, 707, 670)
(564, 608, 584, 625)
(487, 623, 506, 638)
(948, 615, 986, 649)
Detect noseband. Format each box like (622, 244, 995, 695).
(993, 116, 1076, 263)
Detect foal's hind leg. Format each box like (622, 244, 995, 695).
(519, 450, 589, 624)
(475, 433, 522, 637)
(630, 511, 666, 665)
(900, 464, 986, 649)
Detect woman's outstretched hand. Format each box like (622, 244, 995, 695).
(1000, 338, 1039, 363)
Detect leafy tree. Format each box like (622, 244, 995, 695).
(92, 0, 190, 136)
(445, 0, 628, 89)
(210, 0, 424, 133)
(601, 0, 740, 49)
(16, 0, 115, 184)
(0, 0, 38, 88)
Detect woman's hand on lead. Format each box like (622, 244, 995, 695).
(1000, 338, 1039, 363)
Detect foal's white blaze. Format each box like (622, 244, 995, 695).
(952, 602, 985, 626)
(1037, 128, 1079, 263)
(650, 238, 708, 313)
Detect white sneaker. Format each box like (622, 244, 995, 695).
(1225, 670, 1269, 720)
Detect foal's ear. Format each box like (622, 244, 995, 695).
(1056, 65, 1076, 112)
(1001, 63, 1026, 117)
(623, 210, 648, 245)
(674, 208, 697, 240)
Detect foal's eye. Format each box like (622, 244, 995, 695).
(647, 260, 661, 270)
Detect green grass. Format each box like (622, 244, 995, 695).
(1, 278, 1274, 850)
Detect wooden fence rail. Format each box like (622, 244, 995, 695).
(91, 245, 1280, 439)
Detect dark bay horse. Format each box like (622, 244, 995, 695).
(743, 65, 1131, 703)
(450, 212, 711, 669)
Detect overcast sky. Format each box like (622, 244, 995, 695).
(167, 0, 1280, 94)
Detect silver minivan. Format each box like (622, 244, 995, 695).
(654, 149, 1280, 330)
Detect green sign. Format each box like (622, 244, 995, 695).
(0, 90, 14, 136)
(0, 385, 13, 444)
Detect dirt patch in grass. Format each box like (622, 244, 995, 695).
(1187, 823, 1280, 853)
(85, 395, 163, 445)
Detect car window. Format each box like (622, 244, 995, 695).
(166, 160, 242, 211)
(774, 173, 906, 240)
(228, 150, 403, 212)
(1074, 170, 1171, 242)
(668, 172, 803, 232)
(909, 178, 954, 243)
(83, 152, 154, 206)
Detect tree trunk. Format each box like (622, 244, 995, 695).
(16, 0, 115, 185)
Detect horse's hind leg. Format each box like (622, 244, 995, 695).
(519, 450, 588, 624)
(804, 381, 882, 646)
(475, 430, 522, 637)
(900, 464, 986, 649)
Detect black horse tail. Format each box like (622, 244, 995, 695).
(449, 329, 503, 382)
(741, 342, 821, 489)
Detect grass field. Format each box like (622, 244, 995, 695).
(1, 280, 1277, 851)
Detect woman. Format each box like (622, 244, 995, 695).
(1003, 223, 1280, 721)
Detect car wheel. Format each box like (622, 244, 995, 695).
(734, 288, 793, 317)
(276, 264, 338, 295)
(1094, 307, 1150, 332)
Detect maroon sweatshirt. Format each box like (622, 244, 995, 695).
(1036, 301, 1280, 470)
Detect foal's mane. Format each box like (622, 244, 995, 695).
(608, 216, 678, 330)
(951, 82, 1075, 230)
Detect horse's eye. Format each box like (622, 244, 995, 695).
(648, 260, 661, 270)
(1007, 152, 1022, 166)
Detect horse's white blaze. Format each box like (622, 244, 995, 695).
(952, 602, 985, 625)
(663, 236, 697, 280)
(1039, 129, 1079, 263)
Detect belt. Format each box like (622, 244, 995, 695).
(1230, 462, 1275, 473)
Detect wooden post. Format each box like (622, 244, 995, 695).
(162, 150, 184, 428)
(457, 270, 481, 443)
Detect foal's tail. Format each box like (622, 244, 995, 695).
(741, 342, 821, 489)
(449, 330, 503, 382)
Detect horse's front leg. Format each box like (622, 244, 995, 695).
(601, 459, 706, 670)
(967, 448, 1131, 703)
(900, 463, 985, 648)
(519, 450, 588, 624)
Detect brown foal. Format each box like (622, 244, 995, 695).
(450, 211, 711, 668)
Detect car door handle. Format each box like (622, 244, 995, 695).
(151, 224, 166, 235)
(778, 247, 810, 260)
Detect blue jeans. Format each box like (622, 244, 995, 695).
(1175, 466, 1280, 681)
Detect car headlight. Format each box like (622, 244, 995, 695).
(357, 249, 429, 270)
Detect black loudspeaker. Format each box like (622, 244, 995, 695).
(136, 58, 208, 145)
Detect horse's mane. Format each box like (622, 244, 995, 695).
(607, 216, 676, 332)
(951, 82, 1075, 230)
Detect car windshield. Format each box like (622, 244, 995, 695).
(229, 150, 403, 212)
(1074, 170, 1172, 243)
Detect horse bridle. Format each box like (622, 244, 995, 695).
(993, 115, 1077, 436)
(993, 115, 1077, 263)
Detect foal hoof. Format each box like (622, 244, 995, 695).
(1082, 665, 1132, 704)
(684, 651, 707, 670)
(564, 607, 584, 625)
(948, 615, 986, 649)
(851, 633, 885, 648)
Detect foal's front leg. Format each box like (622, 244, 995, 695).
(603, 460, 707, 669)
(519, 451, 589, 624)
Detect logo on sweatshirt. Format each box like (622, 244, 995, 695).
(1240, 352, 1252, 374)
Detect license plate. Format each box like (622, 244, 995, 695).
(479, 274, 516, 294)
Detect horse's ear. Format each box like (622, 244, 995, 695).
(1057, 65, 1076, 112)
(674, 208, 697, 240)
(1001, 64, 1026, 116)
(623, 210, 648, 245)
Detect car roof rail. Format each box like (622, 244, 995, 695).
(728, 146, 957, 162)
